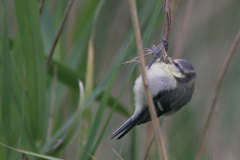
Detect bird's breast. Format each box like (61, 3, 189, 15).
(133, 63, 177, 111)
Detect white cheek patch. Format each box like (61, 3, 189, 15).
(172, 71, 182, 78)
(170, 64, 183, 78)
(173, 65, 179, 71)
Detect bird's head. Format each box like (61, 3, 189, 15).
(167, 57, 196, 83)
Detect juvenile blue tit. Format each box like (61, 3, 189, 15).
(110, 57, 196, 140)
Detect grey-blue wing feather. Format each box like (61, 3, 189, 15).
(109, 108, 149, 140)
(136, 94, 165, 125)
(110, 91, 166, 140)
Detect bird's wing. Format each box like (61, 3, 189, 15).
(110, 107, 149, 140)
(109, 91, 166, 140)
(136, 91, 165, 125)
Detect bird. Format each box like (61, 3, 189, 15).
(110, 56, 196, 140)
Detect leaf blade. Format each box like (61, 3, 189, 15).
(14, 0, 47, 143)
(0, 143, 63, 160)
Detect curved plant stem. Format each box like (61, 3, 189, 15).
(46, 0, 75, 70)
(195, 27, 240, 160)
(39, 0, 46, 16)
(128, 0, 168, 159)
(122, 0, 172, 65)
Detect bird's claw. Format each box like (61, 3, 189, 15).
(151, 44, 160, 57)
(147, 40, 169, 69)
(162, 39, 169, 51)
(147, 45, 161, 69)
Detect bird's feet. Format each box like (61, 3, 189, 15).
(146, 40, 169, 69)
(146, 45, 161, 69)
(162, 39, 169, 51)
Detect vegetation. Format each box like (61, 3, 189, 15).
(0, 0, 240, 159)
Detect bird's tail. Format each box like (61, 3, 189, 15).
(109, 117, 138, 140)
(110, 108, 150, 140)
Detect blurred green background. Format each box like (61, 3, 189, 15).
(0, 0, 240, 159)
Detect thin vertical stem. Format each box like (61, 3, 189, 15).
(128, 0, 168, 159)
(39, 0, 46, 16)
(163, 0, 172, 40)
(46, 0, 75, 70)
(195, 27, 240, 160)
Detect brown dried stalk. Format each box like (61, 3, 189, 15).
(39, 0, 46, 16)
(128, 0, 168, 159)
(195, 27, 240, 160)
(120, 43, 167, 65)
(122, 0, 171, 65)
(163, 0, 171, 40)
(46, 0, 75, 70)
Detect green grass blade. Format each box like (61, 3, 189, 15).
(72, 0, 100, 47)
(90, 0, 164, 157)
(64, 0, 101, 73)
(47, 59, 84, 89)
(40, 115, 75, 154)
(10, 27, 39, 156)
(41, 51, 127, 156)
(0, 143, 63, 160)
(11, 33, 38, 154)
(90, 63, 137, 158)
(10, 56, 37, 152)
(79, 0, 101, 148)
(76, 80, 86, 157)
(48, 59, 129, 116)
(0, 131, 6, 160)
(14, 0, 47, 143)
(40, 71, 128, 154)
(42, 0, 163, 155)
(0, 2, 11, 157)
(50, 81, 85, 154)
(112, 148, 124, 160)
(143, 136, 155, 160)
(142, 0, 164, 46)
(79, 65, 119, 160)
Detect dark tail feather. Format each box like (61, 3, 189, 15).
(109, 118, 138, 140)
(110, 100, 165, 140)
(110, 108, 150, 140)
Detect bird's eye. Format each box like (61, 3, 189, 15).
(174, 62, 180, 68)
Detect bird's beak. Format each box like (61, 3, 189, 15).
(167, 57, 174, 64)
